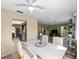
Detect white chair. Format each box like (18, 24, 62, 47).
(53, 37, 63, 46)
(23, 45, 37, 59)
(16, 39, 24, 59)
(42, 35, 48, 43)
(16, 39, 37, 59)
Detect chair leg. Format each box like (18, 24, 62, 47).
(18, 54, 24, 59)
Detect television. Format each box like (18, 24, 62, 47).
(49, 30, 58, 36)
(51, 30, 58, 33)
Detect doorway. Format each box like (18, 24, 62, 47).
(12, 19, 27, 42)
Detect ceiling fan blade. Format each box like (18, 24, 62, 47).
(34, 7, 44, 12)
(16, 4, 28, 6)
(35, 5, 44, 9)
(26, 0, 37, 5)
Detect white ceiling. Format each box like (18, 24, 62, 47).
(1, 0, 77, 25)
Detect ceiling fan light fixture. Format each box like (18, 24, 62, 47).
(28, 6, 34, 12)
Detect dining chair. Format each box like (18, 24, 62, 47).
(42, 35, 48, 43)
(53, 37, 63, 46)
(16, 39, 38, 59)
(16, 39, 32, 59)
(16, 39, 24, 59)
(22, 45, 38, 59)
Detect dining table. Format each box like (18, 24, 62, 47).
(24, 39, 67, 59)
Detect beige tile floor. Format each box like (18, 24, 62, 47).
(1, 54, 12, 59)
(1, 51, 18, 59)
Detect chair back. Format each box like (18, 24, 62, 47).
(53, 37, 63, 46)
(22, 45, 37, 59)
(42, 35, 48, 43)
(16, 39, 24, 59)
(16, 39, 37, 59)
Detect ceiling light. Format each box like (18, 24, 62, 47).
(28, 6, 34, 12)
(12, 20, 24, 24)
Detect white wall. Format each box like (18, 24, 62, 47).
(1, 8, 38, 57)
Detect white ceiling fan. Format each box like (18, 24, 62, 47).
(16, 0, 44, 12)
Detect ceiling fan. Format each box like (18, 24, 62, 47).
(16, 0, 44, 12)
